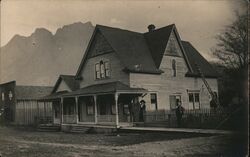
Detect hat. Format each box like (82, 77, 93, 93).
(140, 100, 146, 103)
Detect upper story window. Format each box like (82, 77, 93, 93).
(9, 91, 13, 100)
(1, 93, 4, 101)
(172, 59, 176, 77)
(95, 60, 110, 79)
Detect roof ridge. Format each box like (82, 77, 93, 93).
(143, 24, 175, 35)
(60, 74, 75, 77)
(96, 24, 144, 35)
(16, 85, 53, 88)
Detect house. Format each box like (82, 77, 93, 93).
(0, 81, 53, 125)
(42, 24, 218, 128)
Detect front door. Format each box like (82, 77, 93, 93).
(53, 101, 61, 124)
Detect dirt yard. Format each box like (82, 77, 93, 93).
(0, 126, 247, 157)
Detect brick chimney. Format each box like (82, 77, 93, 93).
(147, 24, 155, 32)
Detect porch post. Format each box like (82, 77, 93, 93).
(61, 97, 63, 124)
(115, 93, 119, 127)
(75, 96, 79, 124)
(94, 95, 98, 124)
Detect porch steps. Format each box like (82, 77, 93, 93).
(37, 124, 61, 132)
(70, 125, 92, 133)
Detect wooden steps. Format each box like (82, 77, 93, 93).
(70, 125, 92, 133)
(37, 124, 61, 132)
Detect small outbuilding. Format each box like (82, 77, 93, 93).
(0, 81, 53, 125)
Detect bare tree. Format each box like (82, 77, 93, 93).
(212, 12, 248, 69)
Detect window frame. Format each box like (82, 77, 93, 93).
(150, 93, 158, 110)
(169, 95, 181, 110)
(188, 92, 200, 110)
(172, 59, 177, 77)
(1, 92, 4, 101)
(95, 60, 111, 80)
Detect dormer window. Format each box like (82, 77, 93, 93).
(95, 60, 110, 79)
(172, 59, 176, 77)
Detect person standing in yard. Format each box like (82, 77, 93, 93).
(175, 100, 185, 127)
(139, 100, 146, 122)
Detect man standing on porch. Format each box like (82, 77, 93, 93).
(139, 100, 146, 122)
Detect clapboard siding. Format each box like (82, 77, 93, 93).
(130, 31, 218, 111)
(79, 52, 129, 88)
(15, 100, 53, 125)
(56, 80, 71, 92)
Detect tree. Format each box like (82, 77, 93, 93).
(213, 12, 248, 69)
(212, 11, 248, 107)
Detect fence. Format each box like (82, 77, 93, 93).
(145, 108, 231, 129)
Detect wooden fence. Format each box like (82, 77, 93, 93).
(15, 100, 53, 125)
(145, 108, 231, 129)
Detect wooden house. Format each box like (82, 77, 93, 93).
(42, 24, 218, 128)
(0, 81, 53, 125)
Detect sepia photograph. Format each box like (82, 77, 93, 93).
(0, 0, 248, 156)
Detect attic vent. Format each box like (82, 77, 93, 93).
(147, 24, 156, 32)
(134, 64, 142, 71)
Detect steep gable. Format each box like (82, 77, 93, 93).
(97, 25, 161, 74)
(164, 31, 183, 57)
(87, 30, 113, 58)
(144, 25, 192, 73)
(51, 75, 80, 93)
(144, 24, 174, 68)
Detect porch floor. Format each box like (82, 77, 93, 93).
(120, 126, 233, 135)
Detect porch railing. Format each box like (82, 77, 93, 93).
(63, 115, 77, 124)
(97, 115, 116, 123)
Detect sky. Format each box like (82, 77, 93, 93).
(0, 0, 247, 60)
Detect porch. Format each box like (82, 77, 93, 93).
(42, 82, 147, 128)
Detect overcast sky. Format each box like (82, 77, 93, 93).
(0, 0, 247, 60)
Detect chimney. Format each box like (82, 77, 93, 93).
(147, 24, 155, 32)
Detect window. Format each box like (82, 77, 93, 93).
(111, 104, 116, 114)
(95, 63, 100, 79)
(87, 103, 94, 115)
(123, 104, 129, 115)
(95, 60, 110, 79)
(104, 61, 110, 77)
(169, 95, 181, 110)
(188, 92, 200, 110)
(1, 93, 4, 101)
(8, 91, 13, 100)
(150, 93, 158, 110)
(172, 59, 176, 77)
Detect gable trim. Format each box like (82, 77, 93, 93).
(75, 27, 99, 77)
(172, 26, 193, 73)
(75, 26, 124, 78)
(51, 76, 72, 94)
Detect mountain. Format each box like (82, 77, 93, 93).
(0, 22, 94, 86)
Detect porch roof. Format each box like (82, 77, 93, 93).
(40, 91, 68, 100)
(63, 81, 147, 97)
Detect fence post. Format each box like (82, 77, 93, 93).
(168, 114, 171, 127)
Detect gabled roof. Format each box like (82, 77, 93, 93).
(97, 25, 162, 74)
(63, 81, 147, 96)
(182, 41, 218, 78)
(144, 24, 174, 68)
(16, 85, 53, 100)
(51, 75, 80, 93)
(75, 24, 217, 78)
